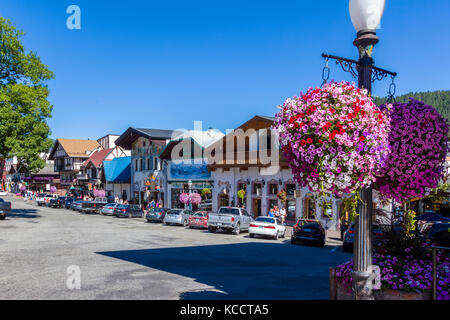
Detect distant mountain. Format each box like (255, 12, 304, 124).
(373, 90, 450, 121)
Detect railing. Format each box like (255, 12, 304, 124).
(431, 245, 450, 300)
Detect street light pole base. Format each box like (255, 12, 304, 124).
(352, 271, 374, 300)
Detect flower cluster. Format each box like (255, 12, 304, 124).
(376, 98, 449, 204)
(179, 193, 190, 204)
(272, 81, 390, 196)
(179, 192, 202, 205)
(93, 189, 106, 198)
(335, 248, 450, 300)
(189, 193, 202, 205)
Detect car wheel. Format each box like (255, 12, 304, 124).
(183, 220, 188, 227)
(233, 223, 240, 235)
(291, 238, 296, 245)
(189, 225, 193, 229)
(208, 226, 216, 233)
(0, 216, 5, 220)
(249, 233, 254, 238)
(274, 232, 279, 240)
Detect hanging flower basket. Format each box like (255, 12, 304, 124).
(276, 190, 287, 202)
(189, 193, 202, 205)
(272, 81, 390, 197)
(376, 98, 449, 204)
(179, 193, 190, 204)
(201, 188, 211, 197)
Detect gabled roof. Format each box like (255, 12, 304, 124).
(159, 129, 224, 160)
(82, 148, 114, 168)
(49, 139, 101, 159)
(103, 157, 131, 183)
(115, 127, 179, 150)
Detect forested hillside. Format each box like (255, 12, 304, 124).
(373, 90, 450, 120)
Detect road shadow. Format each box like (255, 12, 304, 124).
(98, 242, 351, 300)
(6, 209, 41, 219)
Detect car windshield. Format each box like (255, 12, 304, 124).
(194, 212, 207, 217)
(218, 208, 240, 215)
(151, 208, 165, 212)
(256, 217, 275, 224)
(168, 210, 181, 215)
(298, 220, 321, 228)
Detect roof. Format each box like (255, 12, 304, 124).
(50, 139, 101, 159)
(82, 148, 113, 168)
(115, 127, 179, 150)
(34, 163, 58, 176)
(103, 157, 131, 183)
(159, 129, 224, 160)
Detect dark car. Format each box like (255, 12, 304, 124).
(342, 222, 384, 252)
(81, 201, 96, 214)
(65, 198, 77, 209)
(71, 200, 85, 212)
(49, 196, 67, 208)
(340, 221, 350, 240)
(114, 204, 143, 218)
(145, 208, 170, 223)
(425, 222, 450, 247)
(291, 219, 326, 247)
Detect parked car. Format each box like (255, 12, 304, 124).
(70, 200, 83, 211)
(342, 222, 384, 252)
(100, 203, 119, 216)
(72, 200, 85, 212)
(0, 191, 7, 196)
(82, 198, 109, 214)
(188, 211, 210, 229)
(207, 207, 253, 235)
(113, 204, 144, 218)
(43, 194, 58, 206)
(164, 209, 194, 226)
(0, 198, 11, 220)
(145, 208, 170, 223)
(64, 198, 77, 209)
(291, 219, 326, 247)
(49, 196, 67, 208)
(249, 216, 286, 240)
(35, 193, 46, 206)
(340, 221, 350, 240)
(424, 222, 450, 247)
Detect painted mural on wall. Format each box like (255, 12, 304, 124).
(169, 162, 211, 180)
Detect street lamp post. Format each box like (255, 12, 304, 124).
(321, 0, 397, 300)
(350, 0, 385, 300)
(188, 179, 193, 210)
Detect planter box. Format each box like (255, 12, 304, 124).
(335, 281, 431, 300)
(373, 289, 431, 300)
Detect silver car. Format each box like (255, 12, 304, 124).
(100, 203, 119, 216)
(163, 209, 194, 226)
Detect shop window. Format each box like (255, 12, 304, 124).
(252, 183, 262, 196)
(286, 184, 295, 196)
(268, 183, 278, 195)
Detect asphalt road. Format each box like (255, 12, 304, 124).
(0, 196, 351, 300)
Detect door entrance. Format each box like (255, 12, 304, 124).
(252, 198, 261, 218)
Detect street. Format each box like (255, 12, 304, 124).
(0, 196, 350, 300)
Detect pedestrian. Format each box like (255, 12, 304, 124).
(279, 206, 287, 224)
(268, 208, 275, 218)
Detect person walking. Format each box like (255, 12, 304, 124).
(279, 206, 287, 224)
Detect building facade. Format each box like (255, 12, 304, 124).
(115, 127, 176, 206)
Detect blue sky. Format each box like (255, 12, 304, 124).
(2, 0, 449, 140)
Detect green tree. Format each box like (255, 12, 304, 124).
(0, 17, 54, 173)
